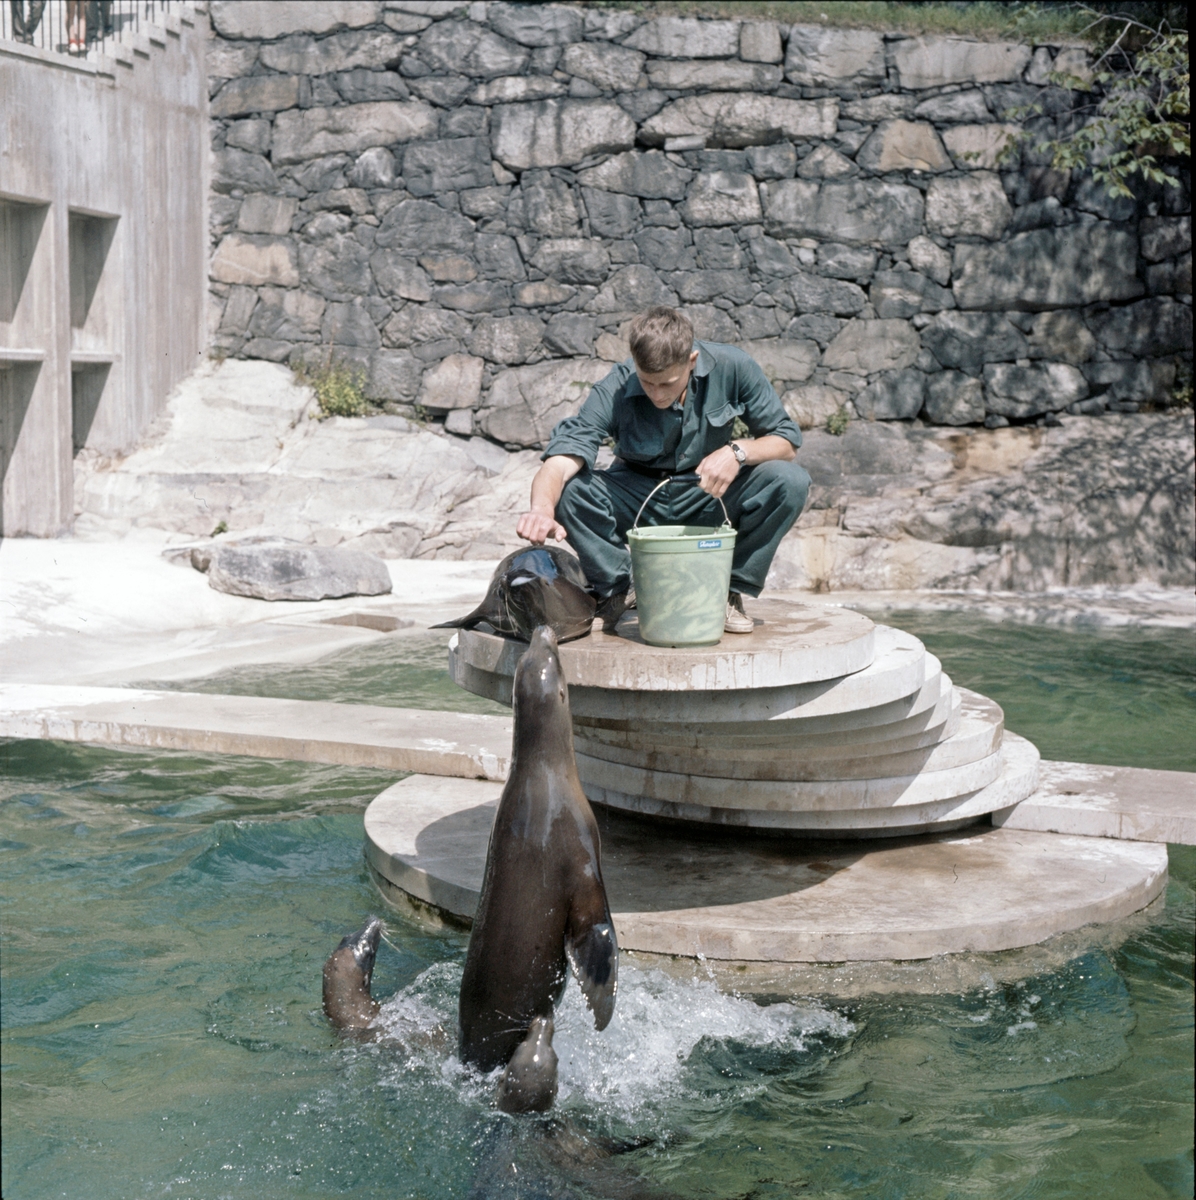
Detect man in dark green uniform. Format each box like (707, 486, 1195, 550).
(516, 306, 809, 633)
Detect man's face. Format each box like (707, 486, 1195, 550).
(636, 351, 699, 410)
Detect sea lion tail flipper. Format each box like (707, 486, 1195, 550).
(565, 915, 618, 1032)
(496, 1017, 558, 1114)
(322, 916, 384, 1032)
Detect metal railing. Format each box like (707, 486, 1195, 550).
(2, 0, 182, 59)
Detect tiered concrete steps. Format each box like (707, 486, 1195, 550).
(450, 599, 1039, 836)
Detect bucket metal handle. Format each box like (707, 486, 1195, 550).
(630, 473, 733, 532)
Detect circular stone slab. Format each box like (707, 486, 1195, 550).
(581, 735, 1041, 835)
(452, 625, 927, 724)
(363, 774, 1167, 964)
(572, 691, 1000, 781)
(455, 598, 875, 692)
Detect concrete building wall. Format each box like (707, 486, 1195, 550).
(0, 6, 208, 536)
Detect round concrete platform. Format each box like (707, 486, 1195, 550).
(453, 625, 931, 724)
(363, 775, 1167, 963)
(455, 598, 875, 692)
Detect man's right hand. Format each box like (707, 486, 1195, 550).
(517, 510, 567, 544)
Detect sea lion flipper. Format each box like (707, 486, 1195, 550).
(565, 918, 618, 1031)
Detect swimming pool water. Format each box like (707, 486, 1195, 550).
(2, 617, 1193, 1198)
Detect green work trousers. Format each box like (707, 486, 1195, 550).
(556, 459, 810, 600)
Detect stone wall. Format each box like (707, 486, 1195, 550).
(206, 0, 1192, 449)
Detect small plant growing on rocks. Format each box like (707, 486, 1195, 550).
(826, 406, 851, 436)
(296, 359, 369, 420)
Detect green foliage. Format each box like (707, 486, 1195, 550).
(210, 519, 229, 537)
(731, 416, 751, 440)
(296, 358, 369, 419)
(1004, 9, 1189, 199)
(825, 406, 851, 436)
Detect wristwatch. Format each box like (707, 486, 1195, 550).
(729, 441, 747, 466)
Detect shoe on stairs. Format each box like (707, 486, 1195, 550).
(724, 591, 754, 634)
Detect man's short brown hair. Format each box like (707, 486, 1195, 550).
(628, 306, 694, 373)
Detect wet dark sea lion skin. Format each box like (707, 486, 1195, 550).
(322, 917, 383, 1032)
(432, 546, 596, 643)
(458, 626, 618, 1075)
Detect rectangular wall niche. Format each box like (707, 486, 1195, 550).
(1, 361, 41, 532)
(68, 211, 117, 329)
(0, 197, 48, 324)
(71, 363, 111, 455)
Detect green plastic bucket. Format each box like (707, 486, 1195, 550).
(627, 479, 736, 648)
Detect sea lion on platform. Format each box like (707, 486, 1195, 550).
(432, 546, 597, 643)
(322, 916, 383, 1032)
(458, 624, 618, 1101)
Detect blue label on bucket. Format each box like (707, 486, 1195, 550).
(697, 539, 723, 549)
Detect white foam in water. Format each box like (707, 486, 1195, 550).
(551, 967, 851, 1119)
(371, 961, 853, 1119)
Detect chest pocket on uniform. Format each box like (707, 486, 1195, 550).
(705, 402, 742, 428)
(616, 401, 667, 461)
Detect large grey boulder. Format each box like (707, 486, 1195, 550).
(738, 338, 820, 386)
(477, 358, 610, 447)
(925, 173, 1011, 240)
(259, 29, 406, 74)
(1028, 311, 1095, 364)
(488, 2, 582, 46)
(530, 238, 610, 285)
(870, 269, 954, 318)
(790, 272, 867, 316)
(953, 225, 1144, 310)
(646, 60, 782, 91)
(892, 37, 1031, 88)
(669, 269, 755, 305)
(588, 265, 678, 313)
(561, 43, 647, 92)
(855, 120, 951, 173)
(204, 541, 393, 601)
(300, 235, 372, 298)
(211, 0, 379, 39)
(681, 172, 763, 226)
(417, 20, 529, 77)
(468, 315, 544, 364)
(764, 180, 923, 247)
(518, 172, 583, 236)
(583, 189, 642, 238)
(622, 17, 740, 58)
(491, 100, 636, 170)
(642, 94, 838, 148)
(907, 236, 952, 286)
(1087, 298, 1193, 358)
(212, 236, 299, 288)
(983, 363, 1088, 418)
(923, 371, 985, 425)
(272, 103, 437, 165)
(577, 150, 692, 201)
(212, 75, 302, 118)
(817, 243, 878, 282)
(375, 200, 474, 254)
(417, 353, 483, 410)
(855, 369, 926, 421)
(785, 25, 885, 84)
(822, 319, 921, 374)
(212, 148, 279, 194)
(921, 311, 1028, 375)
(401, 138, 493, 196)
(913, 90, 990, 123)
(1140, 215, 1191, 262)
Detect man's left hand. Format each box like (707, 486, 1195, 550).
(696, 445, 740, 499)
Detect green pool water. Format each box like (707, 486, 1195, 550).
(2, 618, 1193, 1198)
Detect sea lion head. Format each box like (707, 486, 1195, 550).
(511, 625, 572, 748)
(322, 916, 383, 1031)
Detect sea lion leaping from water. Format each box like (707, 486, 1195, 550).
(432, 546, 597, 644)
(458, 624, 618, 1110)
